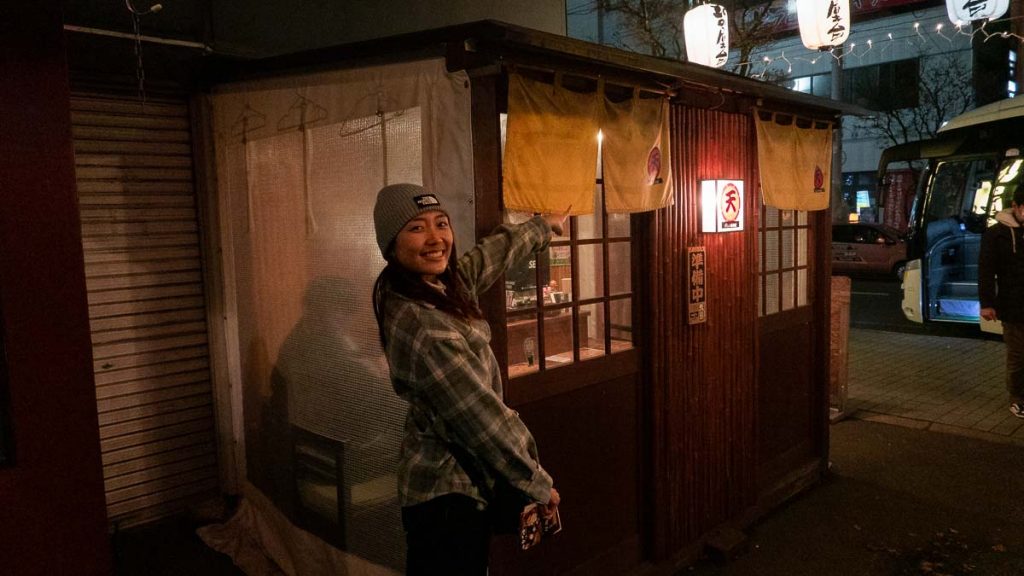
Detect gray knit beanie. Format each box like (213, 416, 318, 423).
(373, 183, 448, 257)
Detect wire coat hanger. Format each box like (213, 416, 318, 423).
(231, 103, 267, 143)
(278, 91, 328, 132)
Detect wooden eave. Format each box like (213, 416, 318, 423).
(205, 20, 869, 120)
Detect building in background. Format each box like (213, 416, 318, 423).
(567, 0, 1024, 229)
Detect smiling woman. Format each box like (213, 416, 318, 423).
(371, 183, 564, 574)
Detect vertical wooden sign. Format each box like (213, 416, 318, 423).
(688, 246, 707, 325)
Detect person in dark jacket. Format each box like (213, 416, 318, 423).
(978, 187, 1024, 418)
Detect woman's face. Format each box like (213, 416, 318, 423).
(393, 210, 453, 282)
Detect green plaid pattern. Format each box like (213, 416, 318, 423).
(382, 216, 555, 507)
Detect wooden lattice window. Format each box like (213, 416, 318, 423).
(504, 185, 634, 378)
(759, 206, 811, 315)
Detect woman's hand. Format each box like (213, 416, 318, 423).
(544, 487, 560, 518)
(543, 206, 571, 237)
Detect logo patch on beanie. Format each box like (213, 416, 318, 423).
(414, 194, 440, 208)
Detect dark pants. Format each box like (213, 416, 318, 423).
(1004, 321, 1024, 402)
(402, 494, 492, 576)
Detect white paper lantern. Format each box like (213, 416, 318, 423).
(945, 0, 1009, 25)
(684, 4, 730, 68)
(797, 0, 851, 50)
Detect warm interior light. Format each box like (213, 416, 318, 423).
(701, 181, 718, 232)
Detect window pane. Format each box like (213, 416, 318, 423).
(782, 270, 795, 311)
(608, 241, 631, 296)
(547, 245, 573, 304)
(580, 303, 606, 359)
(577, 243, 605, 300)
(609, 298, 633, 352)
(798, 268, 808, 307)
(757, 272, 765, 313)
(505, 248, 540, 312)
(507, 315, 539, 377)
(543, 309, 576, 368)
(798, 210, 807, 225)
(811, 73, 832, 98)
(759, 232, 765, 273)
(765, 205, 779, 228)
(608, 213, 630, 238)
(790, 76, 811, 93)
(782, 229, 794, 268)
(893, 59, 920, 109)
(765, 273, 779, 315)
(798, 228, 807, 266)
(927, 161, 973, 222)
(577, 184, 604, 240)
(765, 230, 779, 271)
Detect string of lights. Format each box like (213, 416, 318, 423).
(567, 2, 1022, 77)
(740, 16, 1022, 78)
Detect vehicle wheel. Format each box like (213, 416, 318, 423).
(893, 261, 906, 280)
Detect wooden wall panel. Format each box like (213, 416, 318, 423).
(757, 312, 813, 482)
(644, 105, 760, 559)
(492, 373, 640, 576)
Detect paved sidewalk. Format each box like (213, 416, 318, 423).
(686, 418, 1024, 576)
(844, 327, 1024, 444)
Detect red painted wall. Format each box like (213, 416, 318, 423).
(0, 4, 113, 575)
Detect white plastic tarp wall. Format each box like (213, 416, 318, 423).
(205, 58, 474, 574)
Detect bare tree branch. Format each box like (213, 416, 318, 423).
(861, 52, 974, 148)
(588, 0, 789, 78)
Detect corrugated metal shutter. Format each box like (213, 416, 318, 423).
(71, 93, 220, 529)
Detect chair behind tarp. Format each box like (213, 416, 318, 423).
(291, 425, 348, 550)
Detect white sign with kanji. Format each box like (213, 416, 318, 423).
(701, 179, 744, 233)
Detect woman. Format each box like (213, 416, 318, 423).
(371, 183, 562, 574)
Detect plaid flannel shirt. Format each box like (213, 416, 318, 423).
(382, 216, 555, 508)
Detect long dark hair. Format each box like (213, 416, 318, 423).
(372, 241, 483, 348)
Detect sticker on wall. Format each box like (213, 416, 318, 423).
(701, 180, 745, 233)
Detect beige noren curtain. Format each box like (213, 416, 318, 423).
(504, 72, 673, 215)
(754, 111, 834, 211)
(602, 91, 673, 213)
(503, 72, 600, 215)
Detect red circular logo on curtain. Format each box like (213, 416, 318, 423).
(647, 146, 662, 184)
(814, 166, 825, 192)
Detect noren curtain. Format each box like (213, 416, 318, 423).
(754, 111, 834, 211)
(503, 72, 673, 215)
